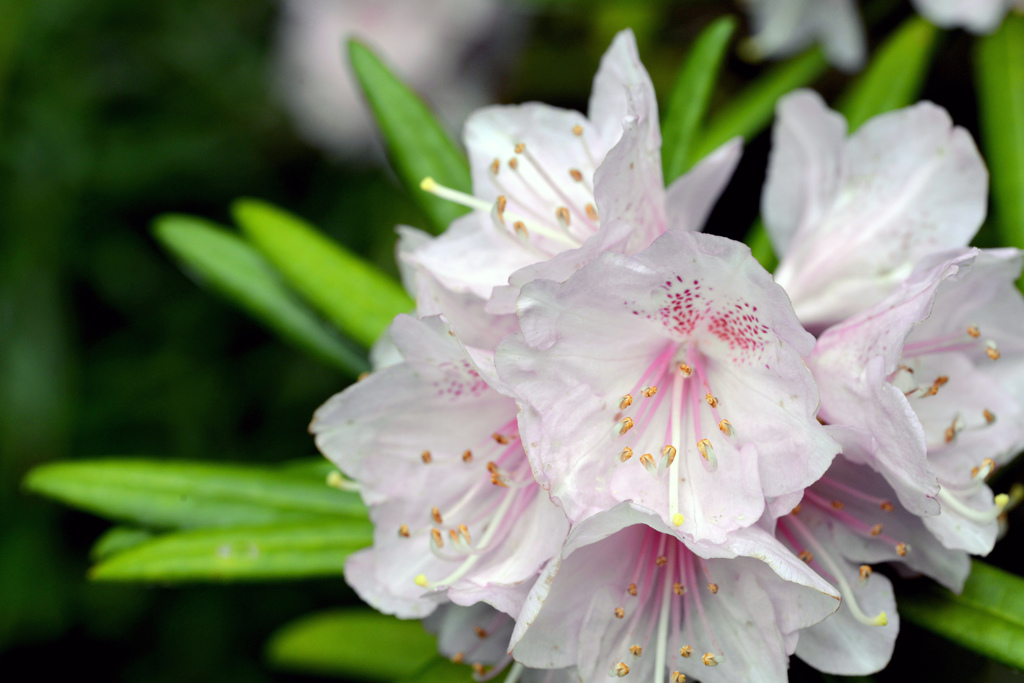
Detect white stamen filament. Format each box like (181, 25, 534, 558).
(786, 516, 888, 628)
(653, 556, 673, 683)
(937, 487, 1009, 523)
(420, 177, 578, 247)
(503, 662, 524, 683)
(669, 367, 683, 525)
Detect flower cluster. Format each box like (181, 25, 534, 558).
(311, 31, 1023, 682)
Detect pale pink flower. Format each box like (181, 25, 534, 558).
(274, 0, 506, 158)
(762, 90, 988, 330)
(738, 0, 867, 71)
(400, 30, 742, 344)
(509, 503, 840, 683)
(911, 0, 1024, 33)
(810, 248, 1024, 555)
(496, 229, 839, 545)
(778, 448, 970, 675)
(311, 314, 568, 618)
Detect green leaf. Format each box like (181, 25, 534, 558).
(690, 47, 828, 164)
(233, 199, 413, 348)
(267, 609, 439, 680)
(661, 16, 737, 183)
(899, 560, 1024, 671)
(745, 218, 778, 273)
(90, 521, 372, 582)
(91, 527, 155, 561)
(975, 13, 1024, 252)
(153, 214, 369, 376)
(349, 39, 471, 235)
(397, 658, 475, 683)
(837, 16, 940, 131)
(24, 458, 367, 529)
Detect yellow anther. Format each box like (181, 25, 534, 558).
(614, 607, 625, 619)
(489, 158, 500, 175)
(462, 449, 473, 462)
(859, 565, 873, 580)
(398, 524, 410, 538)
(556, 206, 570, 227)
(707, 583, 719, 594)
(431, 507, 443, 524)
(705, 393, 718, 408)
(619, 394, 633, 409)
(678, 363, 692, 377)
(679, 646, 692, 658)
(673, 582, 685, 596)
(642, 386, 658, 398)
(569, 168, 583, 182)
(421, 450, 432, 464)
(617, 417, 634, 435)
(585, 203, 599, 221)
(619, 447, 634, 463)
(799, 550, 814, 563)
(572, 125, 584, 136)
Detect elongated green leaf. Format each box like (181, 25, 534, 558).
(397, 658, 475, 683)
(975, 14, 1024, 252)
(153, 214, 368, 375)
(91, 527, 154, 561)
(267, 609, 438, 679)
(233, 199, 412, 348)
(661, 16, 737, 182)
(899, 560, 1024, 670)
(24, 458, 366, 529)
(746, 218, 778, 273)
(837, 16, 940, 131)
(691, 47, 828, 164)
(90, 521, 372, 582)
(349, 39, 471, 235)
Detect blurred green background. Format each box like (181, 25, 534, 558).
(1, 0, 1021, 680)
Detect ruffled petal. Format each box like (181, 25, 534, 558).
(664, 138, 743, 234)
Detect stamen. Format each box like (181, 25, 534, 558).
(569, 169, 583, 182)
(474, 626, 488, 638)
(669, 366, 684, 525)
(984, 408, 997, 424)
(610, 662, 629, 677)
(640, 453, 658, 476)
(881, 501, 895, 512)
(431, 507, 443, 524)
(653, 551, 673, 683)
(508, 157, 518, 171)
(629, 645, 642, 657)
(513, 221, 528, 239)
(586, 203, 599, 221)
(462, 450, 473, 463)
(870, 524, 882, 536)
(718, 419, 734, 437)
(614, 607, 625, 619)
(628, 583, 637, 596)
(673, 582, 686, 596)
(704, 393, 718, 408)
(398, 524, 410, 538)
(642, 386, 659, 398)
(421, 451, 432, 464)
(671, 672, 686, 683)
(697, 439, 718, 472)
(620, 394, 633, 409)
(655, 556, 668, 567)
(678, 363, 692, 377)
(707, 583, 719, 594)
(896, 543, 908, 556)
(937, 487, 1010, 523)
(972, 458, 996, 480)
(619, 447, 634, 463)
(679, 646, 692, 658)
(451, 653, 464, 664)
(556, 206, 570, 228)
(986, 340, 1001, 360)
(473, 663, 487, 677)
(703, 653, 723, 666)
(616, 417, 634, 435)
(791, 504, 802, 514)
(489, 158, 500, 175)
(430, 528, 444, 549)
(859, 565, 872, 581)
(459, 524, 472, 545)
(492, 433, 511, 445)
(514, 143, 525, 154)
(799, 550, 814, 563)
(572, 125, 583, 136)
(831, 499, 845, 510)
(945, 412, 966, 443)
(661, 445, 677, 469)
(968, 325, 981, 338)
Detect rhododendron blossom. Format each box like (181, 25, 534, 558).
(738, 0, 866, 71)
(810, 248, 1024, 555)
(762, 90, 988, 330)
(497, 229, 838, 545)
(399, 29, 741, 344)
(911, 0, 1024, 33)
(311, 315, 568, 618)
(510, 504, 839, 683)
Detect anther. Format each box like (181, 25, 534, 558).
(620, 394, 633, 409)
(430, 528, 443, 549)
(490, 473, 509, 488)
(493, 432, 511, 445)
(870, 524, 883, 536)
(705, 393, 719, 408)
(703, 653, 722, 667)
(984, 408, 997, 424)
(474, 626, 488, 639)
(640, 453, 658, 476)
(569, 169, 583, 182)
(671, 673, 686, 683)
(642, 386, 658, 398)
(831, 499, 845, 510)
(513, 221, 529, 238)
(697, 439, 718, 471)
(791, 504, 802, 514)
(619, 447, 634, 463)
(614, 607, 625, 619)
(451, 652, 464, 664)
(896, 543, 908, 556)
(679, 646, 692, 658)
(398, 524, 410, 538)
(458, 524, 471, 545)
(449, 529, 460, 545)
(629, 645, 642, 657)
(656, 556, 668, 567)
(859, 565, 872, 581)
(611, 662, 629, 677)
(614, 413, 630, 436)
(496, 195, 507, 218)
(508, 157, 519, 171)
(357, 371, 370, 381)
(514, 143, 525, 154)
(799, 550, 813, 563)
(880, 501, 894, 512)
(627, 582, 637, 596)
(462, 450, 473, 463)
(968, 325, 981, 338)
(673, 582, 686, 596)
(572, 125, 583, 136)
(707, 583, 719, 594)
(421, 451, 432, 464)
(556, 206, 570, 228)
(486, 461, 499, 473)
(585, 203, 599, 221)
(431, 507, 443, 524)
(489, 158, 500, 175)
(473, 664, 487, 677)
(661, 445, 677, 468)
(678, 363, 692, 377)
(986, 340, 1001, 360)
(718, 419, 734, 437)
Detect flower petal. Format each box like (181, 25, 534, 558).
(664, 137, 744, 234)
